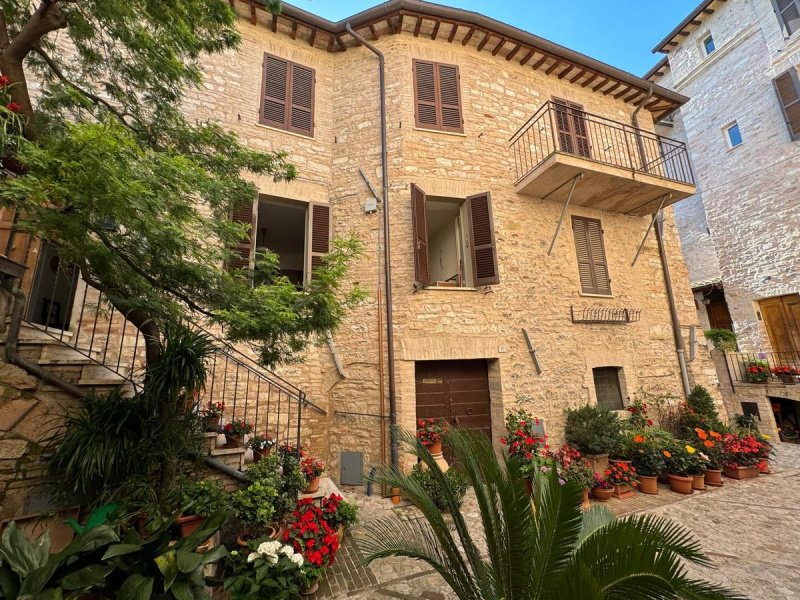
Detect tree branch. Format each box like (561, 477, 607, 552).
(0, 12, 10, 49)
(5, 1, 68, 62)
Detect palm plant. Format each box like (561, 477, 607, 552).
(361, 428, 744, 600)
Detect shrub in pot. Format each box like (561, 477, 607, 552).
(416, 417, 448, 455)
(771, 365, 799, 385)
(232, 478, 278, 546)
(553, 446, 595, 509)
(175, 478, 229, 537)
(628, 433, 665, 495)
(564, 405, 622, 473)
(223, 418, 254, 446)
(679, 385, 725, 436)
(223, 537, 305, 600)
(201, 400, 225, 431)
(247, 434, 275, 462)
(744, 360, 769, 383)
(410, 463, 470, 510)
(321, 493, 359, 542)
(244, 451, 304, 528)
(282, 498, 341, 595)
(721, 431, 769, 479)
(300, 456, 325, 494)
(691, 427, 725, 486)
(663, 444, 704, 494)
(500, 408, 548, 487)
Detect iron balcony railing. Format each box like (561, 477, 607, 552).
(510, 101, 695, 187)
(725, 351, 800, 385)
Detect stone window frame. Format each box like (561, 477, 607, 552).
(722, 121, 744, 150)
(700, 32, 716, 57)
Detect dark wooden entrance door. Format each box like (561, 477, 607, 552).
(760, 294, 800, 355)
(415, 360, 492, 444)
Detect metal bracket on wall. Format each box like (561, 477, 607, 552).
(521, 328, 542, 375)
(546, 173, 583, 256)
(327, 332, 346, 378)
(631, 193, 671, 267)
(689, 325, 697, 362)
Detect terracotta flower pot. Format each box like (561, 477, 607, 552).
(758, 461, 772, 474)
(668, 474, 693, 495)
(304, 476, 321, 494)
(391, 488, 402, 505)
(692, 474, 706, 491)
(612, 483, 636, 500)
(777, 374, 796, 385)
(723, 465, 759, 480)
(581, 488, 591, 510)
(336, 524, 345, 544)
(204, 415, 221, 431)
(592, 487, 613, 502)
(638, 475, 659, 495)
(236, 526, 277, 550)
(429, 441, 443, 455)
(704, 469, 724, 487)
(585, 453, 609, 476)
(523, 478, 533, 496)
(301, 579, 320, 596)
(226, 433, 243, 447)
(176, 514, 205, 538)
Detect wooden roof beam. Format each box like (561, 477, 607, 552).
(327, 34, 334, 52)
(569, 69, 587, 83)
(414, 16, 423, 37)
(645, 97, 664, 110)
(477, 32, 491, 51)
(558, 65, 574, 79)
(369, 23, 378, 40)
(613, 85, 632, 98)
(624, 90, 644, 103)
(519, 49, 535, 66)
(492, 38, 506, 56)
(702, 8, 715, 14)
(448, 23, 458, 42)
(431, 20, 441, 40)
(290, 20, 298, 40)
(581, 73, 599, 87)
(545, 60, 563, 75)
(592, 77, 610, 91)
(505, 44, 521, 61)
(308, 28, 317, 47)
(604, 82, 624, 95)
(532, 54, 549, 70)
(250, 1, 257, 25)
(461, 27, 475, 45)
(271, 12, 277, 32)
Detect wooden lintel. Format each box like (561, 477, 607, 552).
(613, 85, 632, 99)
(532, 55, 549, 70)
(492, 38, 505, 56)
(582, 73, 599, 87)
(448, 23, 458, 42)
(271, 13, 277, 33)
(558, 65, 574, 79)
(604, 82, 623, 95)
(505, 44, 521, 61)
(309, 28, 317, 47)
(569, 69, 586, 83)
(477, 32, 491, 51)
(369, 23, 378, 40)
(327, 34, 335, 52)
(592, 78, 610, 91)
(461, 27, 475, 46)
(414, 16, 422, 37)
(290, 20, 297, 40)
(545, 60, 562, 75)
(431, 20, 440, 40)
(519, 49, 535, 66)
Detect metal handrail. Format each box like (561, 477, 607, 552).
(724, 350, 800, 385)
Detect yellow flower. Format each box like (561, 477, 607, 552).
(685, 445, 696, 454)
(763, 434, 771, 440)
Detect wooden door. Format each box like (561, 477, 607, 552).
(760, 294, 800, 355)
(415, 360, 492, 443)
(553, 98, 591, 158)
(706, 290, 733, 331)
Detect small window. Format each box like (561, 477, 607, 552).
(259, 53, 315, 137)
(593, 367, 625, 411)
(771, 0, 800, 37)
(703, 34, 716, 55)
(724, 122, 743, 148)
(413, 60, 464, 133)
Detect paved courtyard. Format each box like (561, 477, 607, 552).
(313, 443, 800, 599)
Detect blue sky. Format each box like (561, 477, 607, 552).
(291, 0, 699, 76)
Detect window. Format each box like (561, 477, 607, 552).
(411, 185, 498, 287)
(702, 34, 716, 55)
(227, 196, 330, 285)
(553, 98, 591, 158)
(772, 0, 800, 36)
(413, 60, 464, 133)
(593, 367, 625, 411)
(724, 122, 743, 148)
(773, 68, 800, 140)
(259, 53, 315, 137)
(571, 216, 611, 296)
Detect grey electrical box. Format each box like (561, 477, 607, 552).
(340, 451, 364, 486)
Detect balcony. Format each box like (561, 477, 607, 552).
(510, 101, 696, 216)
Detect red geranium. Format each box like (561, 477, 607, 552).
(6, 101, 21, 112)
(283, 498, 340, 569)
(605, 461, 639, 487)
(0, 76, 10, 87)
(416, 418, 447, 448)
(300, 456, 325, 481)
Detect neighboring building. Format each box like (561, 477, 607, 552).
(1, 0, 724, 517)
(646, 0, 800, 439)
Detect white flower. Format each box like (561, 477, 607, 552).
(247, 552, 258, 563)
(267, 554, 278, 564)
(257, 540, 281, 556)
(280, 545, 295, 557)
(290, 553, 304, 566)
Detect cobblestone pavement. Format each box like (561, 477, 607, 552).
(317, 443, 800, 599)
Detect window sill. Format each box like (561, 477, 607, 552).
(413, 127, 467, 138)
(421, 285, 478, 292)
(726, 143, 743, 154)
(254, 122, 315, 140)
(579, 292, 614, 299)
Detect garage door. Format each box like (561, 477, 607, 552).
(415, 360, 492, 441)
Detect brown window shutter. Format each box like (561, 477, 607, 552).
(773, 0, 800, 36)
(227, 199, 255, 272)
(260, 54, 289, 129)
(437, 64, 464, 133)
(553, 97, 591, 158)
(411, 184, 431, 286)
(572, 216, 611, 295)
(289, 63, 315, 136)
(414, 60, 464, 133)
(467, 192, 499, 286)
(414, 60, 438, 129)
(308, 203, 330, 279)
(774, 68, 800, 141)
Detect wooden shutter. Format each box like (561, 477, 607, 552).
(307, 203, 330, 279)
(227, 199, 255, 272)
(773, 0, 800, 36)
(467, 192, 499, 286)
(259, 54, 315, 137)
(413, 60, 464, 133)
(774, 68, 800, 141)
(553, 98, 591, 158)
(572, 216, 611, 295)
(411, 184, 430, 286)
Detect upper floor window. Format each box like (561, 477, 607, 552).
(571, 216, 611, 296)
(702, 34, 716, 56)
(413, 60, 464, 133)
(724, 122, 743, 148)
(773, 68, 800, 141)
(259, 53, 315, 137)
(772, 0, 800, 37)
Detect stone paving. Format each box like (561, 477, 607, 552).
(317, 443, 800, 599)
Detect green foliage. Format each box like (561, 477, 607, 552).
(231, 480, 278, 534)
(362, 428, 744, 600)
(176, 479, 229, 518)
(564, 404, 623, 456)
(733, 413, 760, 433)
(704, 329, 737, 351)
(560, 460, 595, 490)
(244, 452, 304, 522)
(679, 385, 724, 437)
(337, 500, 360, 529)
(223, 538, 305, 600)
(409, 464, 469, 512)
(664, 443, 707, 477)
(628, 433, 668, 477)
(147, 323, 215, 408)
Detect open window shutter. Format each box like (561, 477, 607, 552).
(774, 0, 800, 36)
(437, 64, 463, 133)
(553, 98, 576, 154)
(467, 192, 499, 286)
(568, 101, 592, 158)
(228, 200, 255, 272)
(572, 217, 595, 294)
(411, 184, 430, 286)
(289, 63, 315, 136)
(586, 219, 611, 295)
(308, 203, 330, 279)
(261, 54, 289, 128)
(414, 61, 438, 129)
(774, 68, 800, 140)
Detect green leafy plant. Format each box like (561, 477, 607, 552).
(231, 479, 278, 536)
(733, 413, 760, 433)
(564, 404, 622, 456)
(362, 428, 743, 599)
(222, 538, 305, 600)
(560, 459, 595, 490)
(704, 329, 737, 352)
(680, 385, 724, 435)
(176, 479, 229, 518)
(409, 464, 469, 512)
(664, 444, 706, 477)
(320, 493, 360, 530)
(628, 433, 667, 477)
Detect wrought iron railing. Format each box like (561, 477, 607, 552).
(22, 262, 322, 451)
(510, 101, 695, 187)
(724, 351, 800, 385)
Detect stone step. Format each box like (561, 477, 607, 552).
(37, 344, 102, 366)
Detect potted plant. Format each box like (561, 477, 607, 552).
(201, 400, 225, 431)
(694, 428, 725, 486)
(744, 360, 769, 383)
(231, 478, 279, 547)
(605, 461, 638, 499)
(283, 498, 341, 596)
(248, 434, 275, 463)
(591, 473, 614, 502)
(500, 408, 548, 490)
(565, 404, 622, 475)
(416, 417, 448, 455)
(224, 537, 306, 599)
(223, 418, 254, 446)
(629, 433, 665, 495)
(757, 433, 774, 473)
(771, 365, 798, 385)
(300, 456, 325, 494)
(557, 455, 595, 509)
(321, 493, 359, 542)
(721, 432, 767, 479)
(663, 444, 701, 494)
(175, 479, 229, 538)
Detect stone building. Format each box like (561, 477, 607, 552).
(646, 0, 800, 440)
(1, 0, 724, 516)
